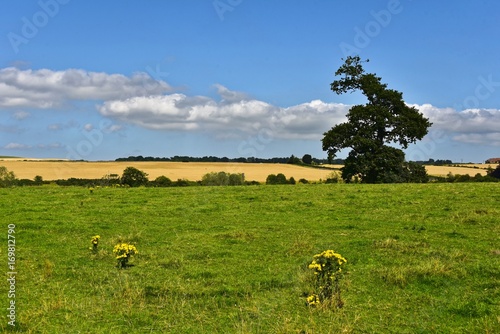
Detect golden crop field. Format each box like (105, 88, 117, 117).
(425, 165, 489, 176)
(0, 160, 338, 182)
(0, 159, 492, 182)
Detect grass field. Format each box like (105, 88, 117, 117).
(0, 160, 494, 182)
(1, 183, 499, 333)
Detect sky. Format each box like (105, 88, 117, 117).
(1, 0, 499, 163)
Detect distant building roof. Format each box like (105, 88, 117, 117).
(485, 158, 500, 163)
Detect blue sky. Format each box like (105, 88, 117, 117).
(1, 0, 499, 162)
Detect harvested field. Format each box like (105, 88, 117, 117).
(0, 159, 493, 182)
(0, 160, 338, 182)
(324, 163, 489, 177)
(425, 165, 488, 176)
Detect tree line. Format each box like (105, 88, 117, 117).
(115, 154, 341, 165)
(1, 165, 499, 188)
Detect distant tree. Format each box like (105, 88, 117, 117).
(34, 175, 43, 185)
(228, 173, 245, 186)
(455, 174, 471, 182)
(154, 175, 172, 187)
(405, 162, 429, 183)
(473, 173, 483, 182)
(488, 164, 500, 179)
(287, 155, 301, 165)
(121, 167, 149, 187)
(266, 174, 278, 185)
(322, 56, 431, 183)
(202, 172, 229, 186)
(276, 173, 288, 184)
(325, 171, 341, 184)
(302, 154, 313, 165)
(266, 173, 289, 185)
(0, 166, 16, 187)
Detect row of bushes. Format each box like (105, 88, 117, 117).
(2, 166, 499, 188)
(1, 166, 322, 188)
(432, 172, 499, 183)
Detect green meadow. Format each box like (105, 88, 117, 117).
(1, 183, 499, 333)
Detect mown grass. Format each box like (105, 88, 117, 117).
(0, 183, 499, 333)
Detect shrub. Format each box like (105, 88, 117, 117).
(266, 174, 278, 185)
(202, 171, 228, 186)
(113, 243, 138, 268)
(0, 166, 16, 187)
(405, 161, 429, 183)
(34, 175, 44, 185)
(306, 250, 347, 308)
(154, 175, 172, 187)
(174, 179, 191, 187)
(325, 171, 341, 184)
(488, 164, 500, 179)
(121, 167, 149, 187)
(228, 173, 245, 185)
(201, 172, 245, 186)
(90, 235, 100, 253)
(266, 173, 290, 185)
(276, 173, 287, 184)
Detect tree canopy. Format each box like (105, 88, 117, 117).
(322, 56, 431, 183)
(121, 167, 149, 187)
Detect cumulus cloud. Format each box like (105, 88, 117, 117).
(48, 124, 62, 131)
(4, 142, 32, 150)
(412, 104, 500, 146)
(107, 124, 124, 133)
(98, 86, 350, 140)
(98, 91, 500, 145)
(13, 111, 30, 120)
(0, 67, 172, 109)
(1, 66, 499, 148)
(37, 143, 63, 149)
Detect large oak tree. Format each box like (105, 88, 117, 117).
(322, 56, 431, 183)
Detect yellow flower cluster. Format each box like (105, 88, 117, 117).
(308, 262, 323, 272)
(113, 243, 138, 260)
(306, 294, 320, 306)
(306, 249, 347, 308)
(308, 250, 347, 274)
(315, 250, 347, 265)
(91, 235, 100, 245)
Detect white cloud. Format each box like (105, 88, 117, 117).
(48, 124, 62, 131)
(37, 143, 63, 149)
(99, 92, 500, 145)
(412, 104, 500, 146)
(98, 86, 350, 140)
(1, 66, 499, 149)
(13, 111, 30, 120)
(4, 142, 32, 150)
(107, 124, 124, 133)
(0, 67, 172, 109)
